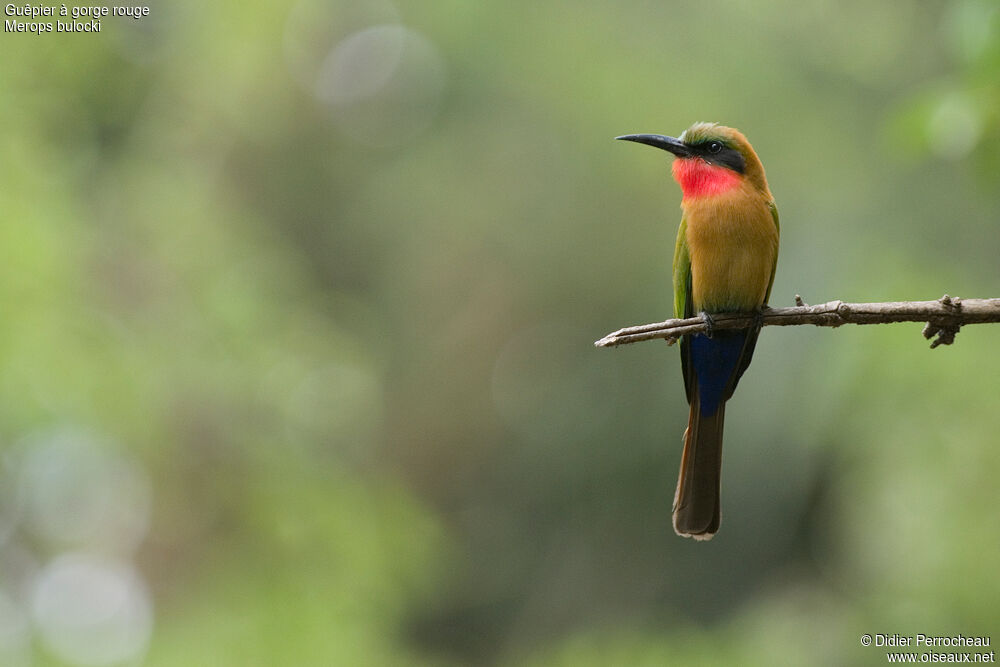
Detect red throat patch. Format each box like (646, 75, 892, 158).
(672, 158, 742, 198)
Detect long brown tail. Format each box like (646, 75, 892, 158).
(672, 395, 725, 540)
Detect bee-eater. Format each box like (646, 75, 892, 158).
(617, 123, 779, 540)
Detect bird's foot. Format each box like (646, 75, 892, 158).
(752, 307, 766, 331)
(699, 311, 715, 339)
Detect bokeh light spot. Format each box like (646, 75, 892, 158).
(927, 92, 982, 159)
(315, 24, 447, 147)
(31, 555, 152, 667)
(316, 25, 408, 106)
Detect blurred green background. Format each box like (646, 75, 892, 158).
(2, 0, 999, 665)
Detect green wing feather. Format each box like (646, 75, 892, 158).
(673, 216, 692, 320)
(673, 217, 695, 402)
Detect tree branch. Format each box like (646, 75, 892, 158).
(595, 295, 1000, 350)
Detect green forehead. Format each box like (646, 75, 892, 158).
(679, 122, 724, 145)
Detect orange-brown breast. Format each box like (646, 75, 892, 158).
(682, 181, 778, 313)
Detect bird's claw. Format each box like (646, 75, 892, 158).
(699, 311, 715, 339)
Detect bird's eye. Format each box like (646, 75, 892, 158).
(707, 141, 723, 154)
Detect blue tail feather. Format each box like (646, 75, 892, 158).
(689, 331, 747, 416)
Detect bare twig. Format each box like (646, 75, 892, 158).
(595, 295, 1000, 349)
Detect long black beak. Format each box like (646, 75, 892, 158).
(615, 134, 691, 157)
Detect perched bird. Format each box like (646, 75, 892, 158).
(617, 123, 779, 540)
